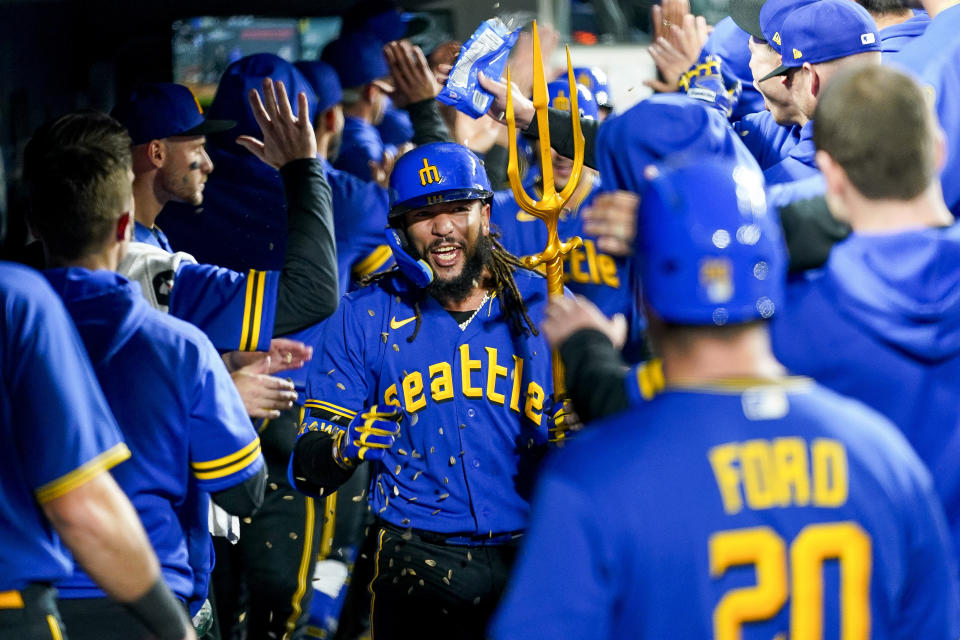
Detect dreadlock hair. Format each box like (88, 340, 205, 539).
(360, 232, 539, 343)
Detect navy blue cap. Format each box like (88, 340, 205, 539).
(321, 31, 391, 89)
(294, 60, 343, 114)
(759, 0, 819, 54)
(759, 0, 881, 81)
(111, 83, 235, 146)
(378, 102, 415, 146)
(208, 54, 317, 144)
(342, 1, 430, 42)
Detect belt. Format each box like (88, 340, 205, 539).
(380, 520, 523, 548)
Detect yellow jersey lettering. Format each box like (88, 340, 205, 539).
(384, 383, 399, 408)
(596, 253, 620, 287)
(812, 439, 848, 507)
(708, 444, 743, 515)
(709, 437, 848, 513)
(584, 238, 600, 284)
(740, 440, 778, 511)
(567, 246, 590, 283)
(485, 347, 507, 405)
(459, 344, 483, 398)
(402, 371, 426, 413)
(428, 362, 454, 402)
(510, 355, 524, 413)
(524, 381, 545, 426)
(773, 437, 810, 507)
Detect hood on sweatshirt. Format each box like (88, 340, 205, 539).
(42, 268, 147, 366)
(826, 224, 960, 362)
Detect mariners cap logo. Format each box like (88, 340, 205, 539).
(861, 33, 876, 45)
(419, 158, 440, 186)
(552, 89, 570, 112)
(772, 32, 781, 46)
(577, 71, 592, 87)
(700, 257, 734, 304)
(792, 48, 803, 60)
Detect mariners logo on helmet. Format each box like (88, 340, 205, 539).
(419, 158, 440, 186)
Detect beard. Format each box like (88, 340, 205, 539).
(425, 233, 493, 306)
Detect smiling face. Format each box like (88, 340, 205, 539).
(402, 199, 490, 283)
(156, 135, 213, 206)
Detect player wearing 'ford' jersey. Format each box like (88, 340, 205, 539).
(491, 158, 960, 640)
(24, 133, 264, 637)
(291, 142, 562, 640)
(492, 81, 643, 360)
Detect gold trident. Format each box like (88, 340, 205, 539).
(505, 21, 585, 424)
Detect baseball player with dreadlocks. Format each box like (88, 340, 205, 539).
(290, 141, 562, 640)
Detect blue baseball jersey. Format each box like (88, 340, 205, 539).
(491, 380, 960, 639)
(894, 5, 960, 217)
(735, 110, 802, 171)
(334, 116, 385, 182)
(319, 157, 394, 294)
(298, 270, 556, 535)
(880, 10, 930, 65)
(0, 262, 130, 592)
(772, 224, 960, 568)
(170, 262, 278, 352)
(43, 267, 263, 607)
(490, 176, 646, 360)
(761, 120, 818, 186)
(134, 220, 174, 252)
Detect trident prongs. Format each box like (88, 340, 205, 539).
(505, 20, 587, 415)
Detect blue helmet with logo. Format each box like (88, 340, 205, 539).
(388, 142, 493, 219)
(637, 159, 785, 326)
(547, 80, 599, 121)
(572, 66, 612, 109)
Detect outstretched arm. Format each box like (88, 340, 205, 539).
(238, 78, 339, 335)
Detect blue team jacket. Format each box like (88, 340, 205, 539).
(772, 224, 960, 566)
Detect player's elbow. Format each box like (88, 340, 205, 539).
(41, 472, 139, 551)
(210, 464, 267, 517)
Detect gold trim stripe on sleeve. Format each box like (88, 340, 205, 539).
(191, 437, 261, 471)
(249, 270, 267, 351)
(192, 444, 262, 481)
(352, 245, 393, 280)
(35, 443, 131, 504)
(239, 269, 256, 350)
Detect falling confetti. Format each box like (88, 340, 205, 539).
(368, 309, 375, 316)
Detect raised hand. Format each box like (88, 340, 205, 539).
(236, 77, 317, 169)
(541, 295, 628, 352)
(582, 191, 639, 256)
(385, 40, 442, 108)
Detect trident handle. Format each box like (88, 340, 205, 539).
(505, 21, 587, 414)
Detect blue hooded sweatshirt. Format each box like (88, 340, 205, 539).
(772, 224, 960, 565)
(880, 9, 931, 65)
(44, 268, 262, 613)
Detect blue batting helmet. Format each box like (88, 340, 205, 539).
(637, 159, 785, 326)
(572, 66, 612, 109)
(388, 142, 493, 219)
(548, 80, 599, 121)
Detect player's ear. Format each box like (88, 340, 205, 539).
(115, 211, 132, 242)
(147, 139, 166, 168)
(480, 201, 491, 235)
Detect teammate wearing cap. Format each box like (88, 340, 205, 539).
(491, 80, 644, 361)
(290, 142, 563, 639)
(23, 122, 265, 637)
(772, 64, 960, 575)
(490, 157, 960, 639)
(110, 78, 338, 353)
(322, 31, 394, 182)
